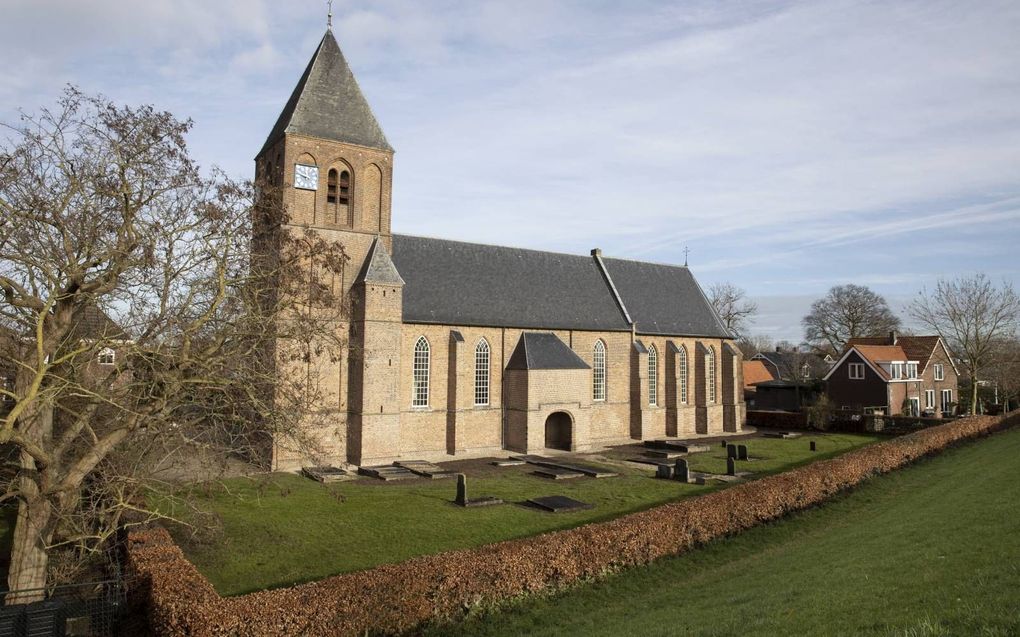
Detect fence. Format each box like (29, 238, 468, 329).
(0, 577, 131, 637)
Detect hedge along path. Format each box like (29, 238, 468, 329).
(125, 413, 1016, 636)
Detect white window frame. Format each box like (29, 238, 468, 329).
(934, 363, 945, 381)
(474, 339, 490, 406)
(890, 363, 903, 380)
(679, 345, 688, 405)
(941, 389, 953, 413)
(906, 362, 918, 379)
(592, 340, 607, 402)
(98, 347, 116, 366)
(925, 389, 935, 410)
(412, 336, 430, 407)
(707, 346, 717, 404)
(848, 363, 865, 380)
(648, 345, 658, 406)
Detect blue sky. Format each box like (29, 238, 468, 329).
(3, 0, 1019, 341)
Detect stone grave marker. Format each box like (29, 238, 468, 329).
(737, 444, 748, 461)
(673, 458, 690, 483)
(727, 444, 737, 459)
(455, 473, 467, 506)
(727, 457, 736, 476)
(720, 439, 728, 448)
(810, 440, 817, 452)
(656, 464, 672, 480)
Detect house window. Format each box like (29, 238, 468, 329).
(890, 363, 903, 380)
(906, 363, 918, 379)
(648, 345, 658, 406)
(412, 337, 430, 407)
(934, 364, 944, 381)
(908, 397, 920, 417)
(925, 390, 935, 410)
(474, 339, 490, 406)
(679, 345, 688, 404)
(941, 389, 953, 414)
(593, 340, 606, 401)
(707, 346, 717, 404)
(98, 348, 116, 366)
(849, 363, 865, 380)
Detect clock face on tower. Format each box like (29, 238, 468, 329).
(294, 163, 319, 190)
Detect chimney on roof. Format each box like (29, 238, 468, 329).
(775, 346, 782, 353)
(591, 248, 602, 257)
(889, 331, 897, 345)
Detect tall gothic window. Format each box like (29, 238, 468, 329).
(648, 345, 658, 406)
(327, 169, 351, 206)
(707, 346, 717, 403)
(327, 169, 338, 203)
(412, 336, 430, 407)
(679, 345, 688, 404)
(593, 340, 607, 401)
(474, 339, 490, 406)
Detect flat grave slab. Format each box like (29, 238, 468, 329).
(644, 449, 685, 459)
(462, 496, 504, 508)
(302, 466, 356, 483)
(526, 495, 594, 513)
(644, 440, 712, 454)
(512, 455, 618, 478)
(358, 465, 418, 481)
(762, 431, 802, 439)
(394, 460, 456, 479)
(490, 459, 527, 467)
(533, 467, 585, 480)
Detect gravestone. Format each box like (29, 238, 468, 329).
(656, 464, 672, 479)
(727, 457, 736, 476)
(727, 444, 737, 459)
(810, 440, 817, 452)
(720, 439, 728, 448)
(673, 458, 690, 483)
(527, 495, 594, 513)
(737, 444, 748, 461)
(455, 473, 467, 506)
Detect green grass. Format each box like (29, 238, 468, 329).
(162, 433, 876, 596)
(425, 427, 1020, 637)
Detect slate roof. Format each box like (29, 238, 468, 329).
(391, 235, 631, 331)
(355, 238, 404, 285)
(600, 258, 731, 338)
(66, 305, 130, 342)
(847, 335, 943, 372)
(259, 30, 392, 156)
(506, 333, 591, 370)
(753, 350, 832, 380)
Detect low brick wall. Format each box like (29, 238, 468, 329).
(126, 413, 1016, 636)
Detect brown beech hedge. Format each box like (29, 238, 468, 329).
(126, 412, 1016, 636)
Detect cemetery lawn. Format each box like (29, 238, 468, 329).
(162, 433, 877, 596)
(425, 425, 1020, 637)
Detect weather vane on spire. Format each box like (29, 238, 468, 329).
(683, 245, 690, 267)
(327, 0, 333, 30)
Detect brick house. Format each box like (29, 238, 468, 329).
(823, 333, 958, 417)
(255, 29, 746, 471)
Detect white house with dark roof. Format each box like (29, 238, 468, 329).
(255, 29, 745, 470)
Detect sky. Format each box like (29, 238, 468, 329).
(2, 0, 1019, 341)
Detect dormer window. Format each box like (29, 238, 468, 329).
(890, 363, 903, 380)
(98, 348, 116, 366)
(906, 363, 918, 379)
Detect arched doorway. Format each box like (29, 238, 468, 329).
(544, 412, 573, 451)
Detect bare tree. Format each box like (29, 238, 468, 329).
(708, 282, 757, 339)
(986, 337, 1020, 412)
(736, 334, 774, 359)
(909, 274, 1020, 415)
(802, 284, 901, 353)
(0, 89, 347, 597)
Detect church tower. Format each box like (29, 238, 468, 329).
(257, 28, 398, 470)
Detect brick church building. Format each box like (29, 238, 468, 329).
(257, 29, 745, 471)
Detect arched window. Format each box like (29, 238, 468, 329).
(707, 346, 717, 404)
(592, 340, 606, 401)
(327, 169, 351, 206)
(474, 339, 490, 406)
(98, 347, 116, 366)
(679, 345, 688, 404)
(412, 337, 430, 407)
(648, 345, 658, 406)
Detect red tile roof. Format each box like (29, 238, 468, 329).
(742, 360, 775, 389)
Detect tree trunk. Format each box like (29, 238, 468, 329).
(971, 378, 980, 415)
(6, 488, 52, 603)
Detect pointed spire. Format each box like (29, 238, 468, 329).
(327, 0, 333, 30)
(355, 238, 404, 285)
(259, 30, 392, 156)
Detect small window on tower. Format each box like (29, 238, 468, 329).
(327, 169, 338, 204)
(339, 170, 350, 205)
